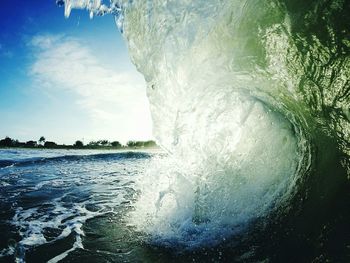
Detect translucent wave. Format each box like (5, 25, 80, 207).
(59, 0, 349, 250)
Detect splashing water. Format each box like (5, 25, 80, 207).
(60, 0, 349, 253)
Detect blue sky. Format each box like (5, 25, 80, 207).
(0, 0, 152, 144)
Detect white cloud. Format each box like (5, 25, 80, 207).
(29, 34, 153, 143)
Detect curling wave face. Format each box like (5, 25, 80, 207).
(61, 0, 349, 251)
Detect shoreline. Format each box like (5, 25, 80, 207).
(0, 146, 160, 151)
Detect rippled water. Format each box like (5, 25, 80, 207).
(0, 144, 349, 262)
(3, 0, 348, 261)
(0, 149, 159, 263)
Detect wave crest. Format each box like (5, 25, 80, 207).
(59, 0, 349, 250)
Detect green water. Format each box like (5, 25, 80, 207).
(56, 0, 350, 261)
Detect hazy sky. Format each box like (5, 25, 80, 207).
(0, 0, 153, 144)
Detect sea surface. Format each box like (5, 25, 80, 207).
(0, 148, 161, 263)
(1, 0, 349, 262)
(0, 147, 349, 262)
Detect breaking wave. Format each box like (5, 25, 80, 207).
(60, 0, 349, 254)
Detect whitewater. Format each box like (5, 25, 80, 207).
(0, 0, 349, 262)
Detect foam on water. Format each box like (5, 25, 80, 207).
(130, 94, 307, 248)
(58, 0, 349, 251)
(0, 151, 151, 262)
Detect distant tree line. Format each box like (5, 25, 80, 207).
(0, 136, 157, 149)
(126, 140, 158, 148)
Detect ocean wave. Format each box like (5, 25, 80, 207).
(51, 0, 350, 259)
(0, 151, 152, 169)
